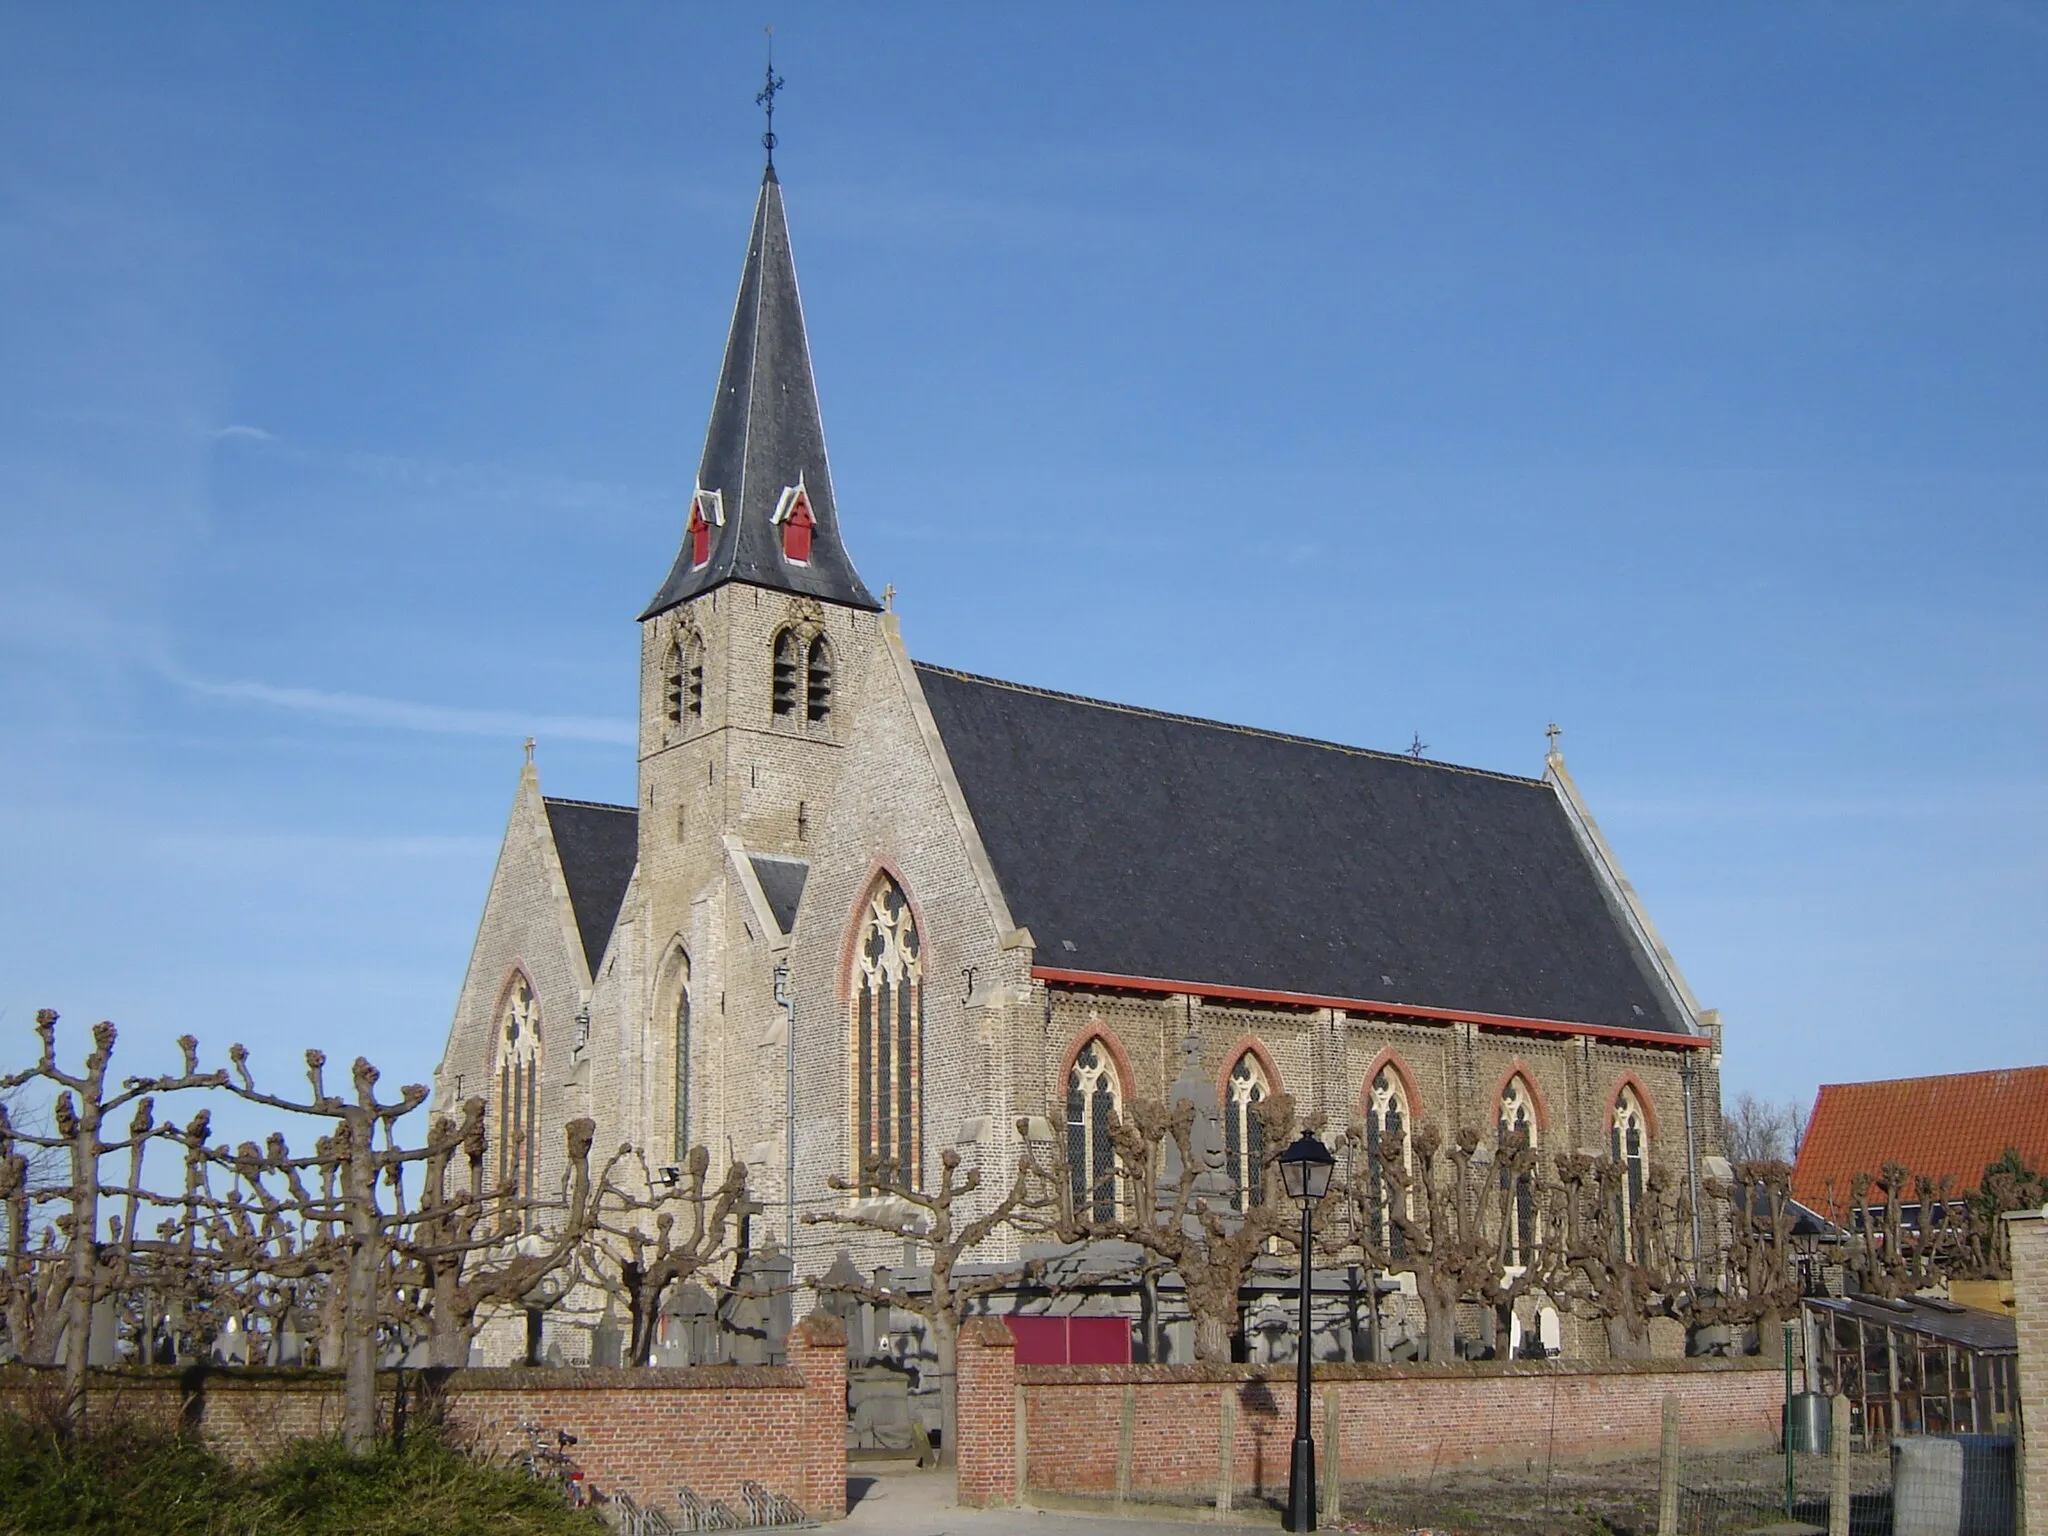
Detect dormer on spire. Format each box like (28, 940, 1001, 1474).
(642, 173, 877, 620)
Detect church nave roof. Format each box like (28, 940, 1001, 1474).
(912, 664, 1691, 1037)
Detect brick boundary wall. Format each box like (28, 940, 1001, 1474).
(1, 1311, 849, 1522)
(2005, 1205, 2045, 1536)
(955, 1326, 1784, 1507)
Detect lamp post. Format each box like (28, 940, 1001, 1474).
(1279, 1130, 1336, 1533)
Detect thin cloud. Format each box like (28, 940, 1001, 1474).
(165, 666, 633, 745)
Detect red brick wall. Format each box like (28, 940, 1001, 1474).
(955, 1333, 1783, 1502)
(1, 1312, 851, 1522)
(954, 1317, 1017, 1508)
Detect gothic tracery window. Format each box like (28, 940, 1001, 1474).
(1067, 1038, 1120, 1223)
(852, 878, 922, 1188)
(1498, 1074, 1539, 1268)
(1612, 1087, 1649, 1261)
(1223, 1052, 1269, 1213)
(1365, 1066, 1412, 1259)
(496, 974, 542, 1220)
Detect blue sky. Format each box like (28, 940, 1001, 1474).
(2, 3, 2042, 1123)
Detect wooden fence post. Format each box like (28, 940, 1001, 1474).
(1657, 1393, 1680, 1536)
(1828, 1393, 1850, 1536)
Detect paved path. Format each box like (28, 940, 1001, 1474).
(841, 1469, 1277, 1535)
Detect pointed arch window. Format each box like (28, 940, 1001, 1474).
(1223, 1053, 1270, 1213)
(805, 636, 833, 725)
(852, 878, 922, 1189)
(673, 964, 693, 1161)
(1498, 1075, 1539, 1268)
(1365, 1067, 1412, 1259)
(496, 974, 543, 1220)
(1612, 1088, 1649, 1261)
(1067, 1039, 1121, 1223)
(665, 629, 705, 729)
(771, 630, 799, 718)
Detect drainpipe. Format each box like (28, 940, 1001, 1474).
(1681, 1052, 1702, 1272)
(775, 960, 795, 1255)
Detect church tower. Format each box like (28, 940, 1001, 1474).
(632, 164, 883, 1175)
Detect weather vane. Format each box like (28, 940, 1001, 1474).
(757, 26, 784, 169)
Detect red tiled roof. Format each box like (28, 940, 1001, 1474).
(1790, 1065, 2048, 1216)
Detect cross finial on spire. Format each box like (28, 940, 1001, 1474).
(757, 26, 784, 172)
(1545, 721, 1563, 758)
(881, 582, 895, 611)
(523, 736, 535, 765)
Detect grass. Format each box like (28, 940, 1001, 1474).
(0, 1415, 609, 1536)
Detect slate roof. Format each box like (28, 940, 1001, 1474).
(748, 853, 809, 936)
(914, 665, 1689, 1034)
(1791, 1067, 2048, 1213)
(542, 798, 639, 972)
(642, 169, 878, 620)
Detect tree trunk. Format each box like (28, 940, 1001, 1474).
(1604, 1311, 1653, 1360)
(932, 1312, 958, 1470)
(61, 1113, 101, 1430)
(1192, 1308, 1235, 1363)
(1420, 1279, 1460, 1363)
(341, 1135, 382, 1455)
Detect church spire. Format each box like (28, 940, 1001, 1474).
(642, 168, 878, 620)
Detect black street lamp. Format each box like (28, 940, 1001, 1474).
(1279, 1129, 1336, 1533)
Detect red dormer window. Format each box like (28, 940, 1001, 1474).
(687, 504, 710, 568)
(686, 489, 722, 570)
(774, 483, 815, 564)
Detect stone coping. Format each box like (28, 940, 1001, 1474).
(1016, 1355, 1779, 1387)
(3, 1363, 808, 1392)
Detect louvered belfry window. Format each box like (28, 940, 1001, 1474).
(683, 631, 705, 720)
(852, 877, 922, 1190)
(1067, 1040, 1120, 1222)
(1224, 1054, 1269, 1212)
(771, 630, 799, 718)
(805, 636, 833, 724)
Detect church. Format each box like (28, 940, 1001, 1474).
(431, 159, 1727, 1366)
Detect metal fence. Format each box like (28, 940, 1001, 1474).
(1676, 1430, 2017, 1536)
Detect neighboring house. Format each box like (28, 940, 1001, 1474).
(431, 159, 1729, 1366)
(1792, 1066, 2048, 1224)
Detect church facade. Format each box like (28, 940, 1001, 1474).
(432, 165, 1727, 1366)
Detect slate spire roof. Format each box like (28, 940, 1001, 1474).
(643, 168, 878, 619)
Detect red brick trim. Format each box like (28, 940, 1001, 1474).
(1490, 1061, 1552, 1135)
(1607, 1071, 1661, 1142)
(1358, 1048, 1424, 1125)
(1215, 1034, 1283, 1104)
(1058, 1023, 1137, 1103)
(1032, 966, 1711, 1050)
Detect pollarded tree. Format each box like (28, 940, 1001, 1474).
(222, 1045, 429, 1454)
(389, 1097, 600, 1369)
(1548, 1152, 1692, 1360)
(806, 1145, 1033, 1467)
(1067, 1092, 1303, 1364)
(583, 1141, 749, 1367)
